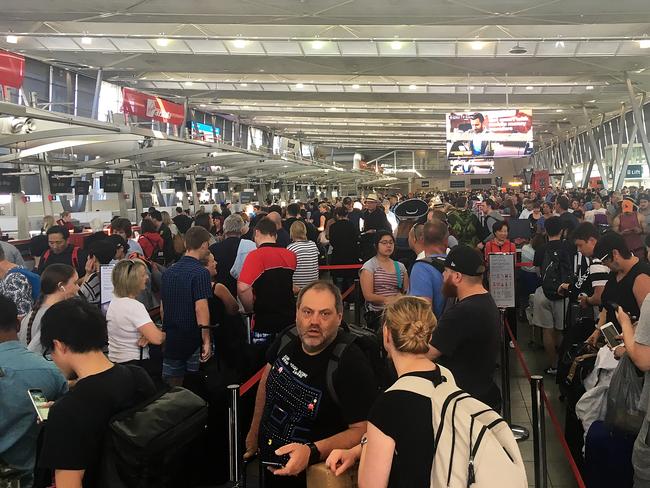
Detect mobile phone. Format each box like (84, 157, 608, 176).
(27, 389, 50, 422)
(261, 461, 285, 469)
(600, 322, 623, 349)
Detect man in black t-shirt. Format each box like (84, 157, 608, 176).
(428, 245, 502, 410)
(36, 299, 154, 488)
(244, 281, 378, 488)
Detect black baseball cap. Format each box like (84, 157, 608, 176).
(592, 231, 629, 261)
(393, 198, 429, 223)
(444, 245, 486, 276)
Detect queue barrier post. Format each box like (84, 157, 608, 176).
(530, 375, 548, 488)
(500, 309, 529, 442)
(228, 384, 242, 485)
(243, 313, 253, 345)
(354, 278, 362, 326)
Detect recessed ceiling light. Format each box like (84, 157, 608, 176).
(81, 37, 92, 45)
(556, 109, 563, 113)
(526, 85, 534, 90)
(390, 40, 402, 50)
(200, 104, 207, 107)
(184, 81, 193, 86)
(311, 40, 325, 49)
(6, 35, 18, 44)
(240, 83, 248, 87)
(555, 40, 565, 48)
(468, 86, 475, 90)
(587, 99, 596, 103)
(295, 83, 304, 89)
(470, 40, 485, 50)
(408, 84, 417, 90)
(233, 38, 248, 48)
(585, 85, 595, 90)
(639, 40, 650, 49)
(351, 84, 360, 89)
(419, 108, 426, 112)
(156, 37, 169, 47)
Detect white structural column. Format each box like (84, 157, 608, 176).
(626, 76, 650, 177)
(582, 107, 608, 188)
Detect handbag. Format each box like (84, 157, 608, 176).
(306, 462, 357, 488)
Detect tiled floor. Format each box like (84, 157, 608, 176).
(508, 318, 581, 488)
(221, 313, 582, 488)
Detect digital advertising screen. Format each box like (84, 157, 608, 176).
(0, 175, 20, 194)
(190, 122, 220, 143)
(138, 177, 154, 193)
(74, 180, 90, 195)
(450, 158, 495, 175)
(446, 109, 533, 160)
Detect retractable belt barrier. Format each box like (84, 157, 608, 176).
(503, 316, 587, 488)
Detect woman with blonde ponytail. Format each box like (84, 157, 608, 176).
(327, 296, 442, 487)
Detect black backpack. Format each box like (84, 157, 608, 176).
(276, 321, 392, 406)
(99, 376, 208, 488)
(541, 246, 572, 300)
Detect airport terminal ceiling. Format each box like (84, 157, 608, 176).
(0, 0, 650, 183)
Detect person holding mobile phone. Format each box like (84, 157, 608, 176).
(615, 298, 650, 485)
(586, 232, 650, 347)
(0, 295, 67, 487)
(36, 298, 155, 488)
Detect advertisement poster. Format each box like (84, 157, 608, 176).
(0, 50, 25, 88)
(122, 88, 185, 125)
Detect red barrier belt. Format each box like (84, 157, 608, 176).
(340, 283, 355, 300)
(240, 367, 265, 396)
(318, 264, 363, 270)
(515, 261, 533, 268)
(503, 317, 586, 488)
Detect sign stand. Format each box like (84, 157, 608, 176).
(488, 252, 530, 442)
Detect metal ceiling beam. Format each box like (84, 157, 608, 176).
(625, 75, 650, 177)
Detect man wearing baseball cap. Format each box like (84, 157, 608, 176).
(427, 245, 502, 410)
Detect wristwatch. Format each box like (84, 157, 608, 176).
(305, 442, 320, 465)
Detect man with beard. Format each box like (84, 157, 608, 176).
(244, 281, 378, 488)
(426, 245, 502, 410)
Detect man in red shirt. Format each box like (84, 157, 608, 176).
(238, 217, 297, 348)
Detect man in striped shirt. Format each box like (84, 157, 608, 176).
(287, 221, 320, 292)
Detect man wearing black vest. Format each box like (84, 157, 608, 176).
(587, 231, 650, 349)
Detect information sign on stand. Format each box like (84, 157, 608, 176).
(488, 252, 516, 309)
(100, 264, 116, 307)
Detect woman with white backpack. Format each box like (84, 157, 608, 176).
(326, 295, 527, 488)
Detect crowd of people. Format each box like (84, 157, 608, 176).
(2, 182, 650, 487)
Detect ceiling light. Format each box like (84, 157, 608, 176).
(526, 85, 534, 90)
(233, 38, 248, 48)
(555, 40, 565, 48)
(184, 81, 193, 86)
(408, 84, 417, 90)
(351, 84, 360, 89)
(240, 83, 248, 87)
(311, 40, 325, 49)
(6, 35, 17, 44)
(470, 41, 485, 50)
(509, 43, 528, 54)
(295, 83, 304, 89)
(200, 104, 207, 107)
(81, 36, 92, 45)
(390, 40, 402, 50)
(418, 108, 426, 112)
(156, 37, 170, 47)
(468, 86, 475, 90)
(639, 40, 650, 49)
(556, 109, 563, 113)
(585, 85, 595, 90)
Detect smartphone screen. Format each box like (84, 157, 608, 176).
(261, 461, 285, 469)
(600, 322, 623, 349)
(28, 389, 49, 421)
